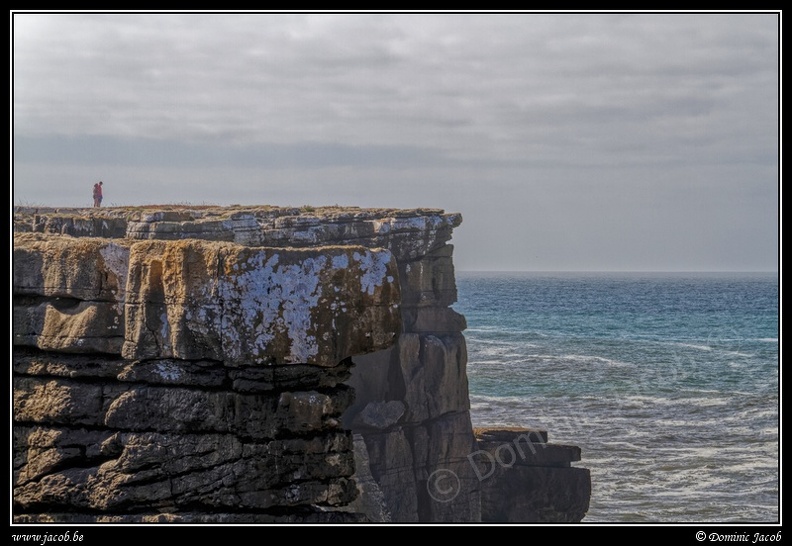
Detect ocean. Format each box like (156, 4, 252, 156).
(454, 271, 779, 523)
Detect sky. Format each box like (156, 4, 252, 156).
(11, 11, 780, 272)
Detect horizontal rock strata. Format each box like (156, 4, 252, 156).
(14, 349, 361, 522)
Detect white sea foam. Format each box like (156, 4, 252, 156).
(681, 397, 731, 408)
(674, 342, 714, 351)
(721, 350, 756, 358)
(560, 354, 633, 366)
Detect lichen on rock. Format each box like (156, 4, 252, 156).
(121, 239, 401, 366)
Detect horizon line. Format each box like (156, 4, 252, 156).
(455, 269, 780, 274)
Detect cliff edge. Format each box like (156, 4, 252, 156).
(13, 205, 590, 523)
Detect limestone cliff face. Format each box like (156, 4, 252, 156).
(14, 233, 399, 364)
(13, 205, 591, 523)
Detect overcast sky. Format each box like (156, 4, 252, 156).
(11, 11, 779, 272)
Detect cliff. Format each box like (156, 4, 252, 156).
(12, 205, 590, 523)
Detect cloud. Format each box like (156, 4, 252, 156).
(12, 12, 779, 271)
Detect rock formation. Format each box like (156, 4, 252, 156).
(12, 205, 591, 523)
(473, 428, 591, 522)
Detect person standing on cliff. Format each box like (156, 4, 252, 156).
(92, 181, 103, 207)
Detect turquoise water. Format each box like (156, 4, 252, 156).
(455, 272, 779, 523)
